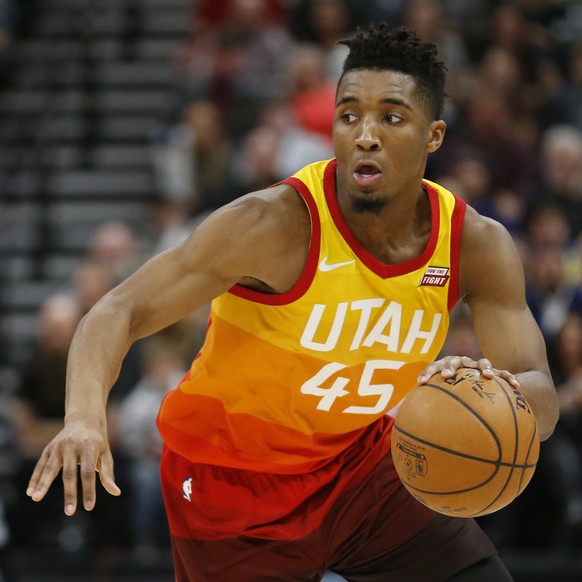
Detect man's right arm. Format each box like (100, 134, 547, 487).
(26, 184, 309, 515)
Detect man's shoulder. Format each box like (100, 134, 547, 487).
(460, 205, 517, 272)
(462, 205, 509, 241)
(234, 159, 333, 224)
(205, 183, 312, 261)
(229, 181, 311, 222)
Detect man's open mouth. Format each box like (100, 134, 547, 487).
(354, 162, 382, 186)
(355, 164, 381, 176)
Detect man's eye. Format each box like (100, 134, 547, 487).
(385, 114, 402, 124)
(342, 113, 357, 123)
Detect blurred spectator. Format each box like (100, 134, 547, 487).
(343, 0, 404, 31)
(180, 100, 234, 210)
(403, 0, 470, 75)
(10, 295, 81, 459)
(523, 244, 581, 343)
(525, 198, 572, 252)
(9, 294, 131, 555)
(402, 0, 471, 133)
(484, 4, 564, 142)
(438, 0, 495, 61)
(521, 200, 582, 303)
(118, 338, 185, 560)
(528, 53, 567, 134)
(551, 1, 582, 47)
(0, 378, 16, 581)
(477, 46, 524, 104)
(0, 0, 16, 81)
(431, 89, 536, 200)
(488, 4, 553, 83)
(71, 259, 116, 315)
(232, 99, 334, 196)
(437, 150, 524, 235)
(552, 312, 582, 417)
(151, 99, 235, 215)
(533, 124, 582, 234)
(87, 221, 141, 284)
(289, 0, 352, 81)
(176, 0, 292, 138)
(540, 311, 582, 548)
(523, 201, 572, 256)
(288, 43, 336, 142)
(196, 0, 288, 28)
(233, 124, 282, 193)
(149, 199, 194, 255)
(512, 0, 572, 47)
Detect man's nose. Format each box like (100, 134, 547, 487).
(355, 119, 381, 150)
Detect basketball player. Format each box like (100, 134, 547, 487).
(27, 24, 559, 581)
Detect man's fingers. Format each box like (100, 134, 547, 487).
(26, 453, 48, 499)
(418, 356, 478, 383)
(417, 365, 438, 383)
(440, 356, 478, 377)
(79, 447, 98, 511)
(27, 448, 61, 502)
(478, 358, 495, 378)
(62, 452, 79, 516)
(27, 429, 120, 516)
(97, 452, 121, 497)
(498, 371, 520, 389)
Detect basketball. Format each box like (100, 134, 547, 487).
(391, 367, 540, 518)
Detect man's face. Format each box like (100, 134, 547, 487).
(333, 69, 445, 214)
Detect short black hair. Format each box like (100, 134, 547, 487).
(339, 23, 447, 120)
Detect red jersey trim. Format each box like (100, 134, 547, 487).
(227, 177, 321, 306)
(324, 160, 441, 279)
(447, 194, 467, 312)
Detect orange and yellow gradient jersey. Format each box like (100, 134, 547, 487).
(157, 159, 466, 476)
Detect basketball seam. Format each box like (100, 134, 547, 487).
(392, 424, 535, 470)
(472, 377, 520, 516)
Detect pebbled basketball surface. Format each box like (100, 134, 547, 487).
(391, 368, 539, 517)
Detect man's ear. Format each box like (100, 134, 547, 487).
(427, 120, 446, 153)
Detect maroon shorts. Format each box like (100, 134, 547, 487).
(160, 442, 496, 581)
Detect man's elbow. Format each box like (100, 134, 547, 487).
(538, 400, 560, 442)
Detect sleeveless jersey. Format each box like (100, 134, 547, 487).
(157, 159, 466, 476)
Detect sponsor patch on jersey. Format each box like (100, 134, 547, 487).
(419, 266, 450, 287)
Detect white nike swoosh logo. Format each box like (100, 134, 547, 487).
(319, 257, 356, 272)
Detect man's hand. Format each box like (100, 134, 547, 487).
(26, 421, 121, 516)
(417, 355, 520, 389)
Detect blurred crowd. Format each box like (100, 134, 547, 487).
(0, 0, 29, 82)
(2, 0, 582, 577)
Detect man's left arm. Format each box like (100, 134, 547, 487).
(461, 212, 558, 440)
(420, 209, 559, 441)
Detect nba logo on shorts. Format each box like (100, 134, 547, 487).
(182, 477, 193, 502)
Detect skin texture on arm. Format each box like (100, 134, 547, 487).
(27, 184, 311, 515)
(457, 207, 558, 440)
